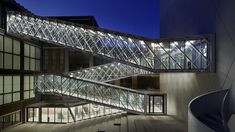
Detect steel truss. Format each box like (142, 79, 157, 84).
(7, 12, 211, 72)
(68, 62, 152, 82)
(35, 74, 163, 114)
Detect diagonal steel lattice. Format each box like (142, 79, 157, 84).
(7, 12, 211, 72)
(35, 74, 159, 114)
(67, 62, 152, 82)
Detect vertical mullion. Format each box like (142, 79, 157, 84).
(54, 107, 56, 123)
(2, 76, 4, 104)
(3, 35, 4, 69)
(11, 38, 13, 70)
(11, 76, 13, 104)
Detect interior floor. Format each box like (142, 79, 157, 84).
(5, 114, 187, 132)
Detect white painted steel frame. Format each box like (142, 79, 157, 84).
(68, 62, 152, 82)
(7, 12, 210, 72)
(35, 74, 150, 114)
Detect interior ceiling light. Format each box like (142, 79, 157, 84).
(185, 41, 191, 46)
(128, 38, 133, 43)
(151, 43, 159, 48)
(140, 40, 145, 45)
(88, 30, 96, 34)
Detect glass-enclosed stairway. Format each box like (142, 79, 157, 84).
(5, 11, 214, 116)
(35, 74, 164, 114)
(6, 12, 214, 72)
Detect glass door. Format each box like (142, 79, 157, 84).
(148, 95, 164, 113)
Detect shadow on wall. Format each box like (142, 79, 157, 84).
(230, 82, 235, 114)
(160, 73, 220, 121)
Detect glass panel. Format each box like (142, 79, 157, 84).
(30, 76, 34, 90)
(4, 76, 12, 93)
(61, 108, 68, 123)
(68, 111, 72, 122)
(24, 91, 29, 99)
(150, 96, 153, 113)
(3, 114, 12, 128)
(13, 40, 20, 55)
(0, 35, 3, 51)
(12, 113, 16, 124)
(24, 44, 29, 56)
(34, 108, 39, 122)
(48, 108, 54, 122)
(0, 52, 3, 68)
(13, 76, 20, 92)
(28, 108, 33, 122)
(13, 92, 20, 102)
(13, 55, 20, 70)
(82, 104, 90, 119)
(0, 95, 3, 105)
(99, 105, 105, 116)
(70, 107, 75, 119)
(35, 47, 40, 59)
(30, 46, 35, 58)
(15, 111, 21, 122)
(4, 53, 12, 69)
(24, 57, 29, 70)
(4, 93, 12, 104)
(104, 106, 111, 114)
(4, 37, 12, 53)
(146, 96, 149, 113)
(90, 104, 96, 118)
(30, 58, 35, 71)
(36, 60, 40, 71)
(55, 108, 62, 123)
(24, 76, 29, 90)
(30, 90, 35, 98)
(154, 96, 163, 113)
(0, 76, 3, 94)
(75, 106, 82, 121)
(41, 108, 48, 122)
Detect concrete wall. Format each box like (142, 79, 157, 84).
(160, 0, 235, 121)
(215, 0, 235, 114)
(160, 73, 219, 121)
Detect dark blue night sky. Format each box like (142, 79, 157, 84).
(16, 0, 159, 38)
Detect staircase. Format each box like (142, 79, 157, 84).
(35, 74, 162, 114)
(7, 11, 212, 72)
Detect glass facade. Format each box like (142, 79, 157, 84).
(24, 76, 35, 99)
(0, 76, 20, 105)
(0, 35, 21, 70)
(0, 110, 21, 131)
(153, 41, 208, 69)
(24, 43, 40, 71)
(27, 103, 122, 123)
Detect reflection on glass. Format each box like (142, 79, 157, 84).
(48, 108, 54, 122)
(61, 108, 68, 123)
(148, 95, 164, 113)
(34, 108, 39, 122)
(27, 103, 123, 123)
(41, 108, 47, 122)
(0, 110, 21, 131)
(4, 76, 12, 93)
(4, 37, 12, 53)
(28, 108, 33, 122)
(55, 108, 62, 123)
(4, 53, 12, 69)
(154, 96, 163, 113)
